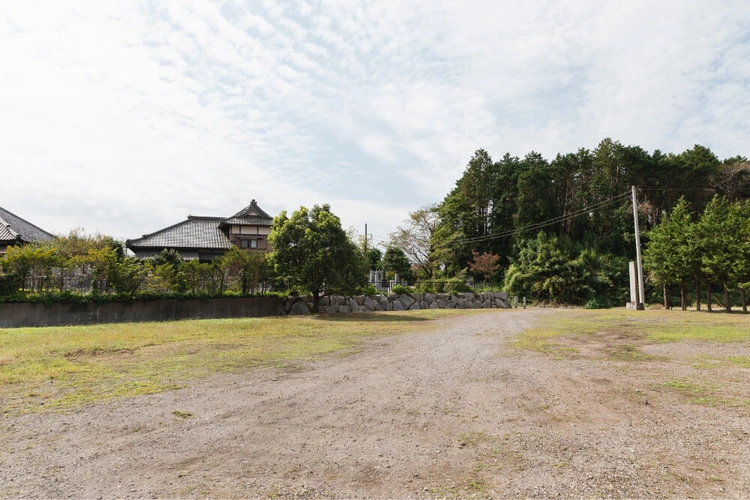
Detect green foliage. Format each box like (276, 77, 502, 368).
(644, 198, 696, 287)
(366, 247, 382, 271)
(504, 233, 627, 305)
(0, 272, 23, 297)
(2, 243, 60, 290)
(219, 247, 273, 294)
(357, 284, 378, 296)
(444, 279, 473, 294)
(151, 248, 182, 270)
(391, 284, 415, 295)
(382, 246, 413, 282)
(642, 195, 750, 311)
(269, 204, 367, 311)
(414, 279, 472, 294)
(425, 139, 750, 307)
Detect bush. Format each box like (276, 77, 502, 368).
(391, 284, 415, 295)
(444, 279, 472, 294)
(357, 284, 378, 296)
(0, 273, 23, 297)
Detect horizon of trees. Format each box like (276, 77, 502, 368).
(2, 137, 748, 309)
(387, 138, 749, 308)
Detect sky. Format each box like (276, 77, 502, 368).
(2, 0, 749, 248)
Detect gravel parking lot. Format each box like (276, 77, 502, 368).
(1, 309, 748, 498)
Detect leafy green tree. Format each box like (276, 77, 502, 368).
(366, 248, 382, 271)
(382, 246, 413, 282)
(697, 196, 735, 312)
(515, 152, 555, 230)
(220, 246, 273, 294)
(504, 232, 627, 306)
(269, 204, 367, 312)
(644, 198, 696, 310)
(152, 248, 182, 271)
(2, 243, 60, 291)
(504, 233, 588, 304)
(176, 260, 212, 293)
(732, 200, 750, 312)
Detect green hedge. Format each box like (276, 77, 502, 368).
(0, 290, 286, 306)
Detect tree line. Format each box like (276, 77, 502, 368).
(645, 196, 750, 312)
(387, 138, 749, 308)
(2, 137, 747, 311)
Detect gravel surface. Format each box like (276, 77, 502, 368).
(1, 309, 749, 498)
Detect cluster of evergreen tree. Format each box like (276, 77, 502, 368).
(429, 138, 749, 307)
(645, 197, 750, 312)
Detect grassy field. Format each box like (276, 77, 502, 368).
(2, 308, 749, 416)
(513, 309, 750, 352)
(512, 309, 750, 407)
(0, 310, 464, 415)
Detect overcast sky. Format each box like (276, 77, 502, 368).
(2, 0, 749, 246)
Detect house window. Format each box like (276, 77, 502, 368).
(240, 239, 258, 249)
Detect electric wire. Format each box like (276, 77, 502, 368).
(438, 190, 633, 247)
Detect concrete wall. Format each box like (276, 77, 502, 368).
(0, 297, 285, 328)
(0, 292, 512, 328)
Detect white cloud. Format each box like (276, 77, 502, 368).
(1, 0, 749, 243)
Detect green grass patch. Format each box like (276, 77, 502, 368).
(508, 327, 575, 356)
(511, 310, 750, 356)
(660, 378, 742, 406)
(691, 356, 750, 370)
(0, 310, 470, 415)
(663, 379, 711, 395)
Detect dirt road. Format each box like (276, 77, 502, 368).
(1, 310, 748, 498)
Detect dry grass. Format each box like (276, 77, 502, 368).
(0, 310, 467, 415)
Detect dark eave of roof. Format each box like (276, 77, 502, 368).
(0, 206, 55, 244)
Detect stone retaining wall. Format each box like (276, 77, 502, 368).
(283, 292, 510, 315)
(0, 292, 511, 328)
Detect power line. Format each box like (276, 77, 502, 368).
(438, 190, 632, 247)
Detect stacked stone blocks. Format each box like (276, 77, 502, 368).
(283, 292, 511, 315)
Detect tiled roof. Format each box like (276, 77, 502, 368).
(0, 206, 54, 243)
(126, 216, 232, 250)
(222, 199, 273, 226)
(0, 225, 18, 242)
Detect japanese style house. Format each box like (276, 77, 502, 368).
(0, 206, 55, 255)
(126, 200, 273, 262)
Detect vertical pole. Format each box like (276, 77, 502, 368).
(632, 186, 645, 310)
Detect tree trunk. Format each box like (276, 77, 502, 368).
(663, 283, 669, 310)
(723, 279, 732, 313)
(695, 277, 701, 311)
(680, 278, 687, 311)
(706, 282, 712, 312)
(312, 291, 320, 313)
(742, 288, 747, 314)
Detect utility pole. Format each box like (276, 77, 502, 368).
(632, 186, 645, 310)
(364, 223, 368, 256)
